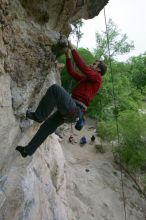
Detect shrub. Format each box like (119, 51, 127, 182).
(117, 110, 146, 169)
(97, 119, 118, 142)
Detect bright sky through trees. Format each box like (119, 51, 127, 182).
(70, 0, 146, 61)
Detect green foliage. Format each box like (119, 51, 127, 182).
(94, 18, 134, 61)
(119, 110, 146, 144)
(97, 119, 118, 142)
(87, 93, 103, 118)
(87, 51, 146, 170)
(97, 110, 146, 170)
(77, 48, 95, 64)
(128, 53, 146, 93)
(87, 60, 144, 119)
(57, 18, 146, 171)
(116, 110, 146, 169)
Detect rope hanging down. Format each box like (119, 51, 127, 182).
(103, 7, 127, 220)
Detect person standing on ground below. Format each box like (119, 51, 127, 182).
(16, 40, 107, 158)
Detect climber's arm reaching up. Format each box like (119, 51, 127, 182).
(67, 41, 101, 82)
(64, 48, 85, 81)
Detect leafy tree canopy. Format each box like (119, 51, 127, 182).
(94, 18, 135, 62)
(128, 53, 146, 93)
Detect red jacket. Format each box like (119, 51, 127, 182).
(66, 49, 102, 106)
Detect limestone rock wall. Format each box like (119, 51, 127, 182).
(1, 135, 68, 220)
(0, 0, 109, 219)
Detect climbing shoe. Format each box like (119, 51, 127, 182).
(16, 146, 28, 158)
(26, 110, 42, 123)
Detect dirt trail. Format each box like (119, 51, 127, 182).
(58, 119, 146, 220)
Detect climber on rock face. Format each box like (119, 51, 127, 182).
(16, 40, 107, 158)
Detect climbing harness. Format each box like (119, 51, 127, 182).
(103, 7, 127, 220)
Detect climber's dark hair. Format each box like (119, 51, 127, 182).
(97, 60, 107, 76)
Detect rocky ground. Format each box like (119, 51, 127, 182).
(57, 118, 146, 220)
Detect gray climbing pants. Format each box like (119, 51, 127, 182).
(25, 84, 81, 155)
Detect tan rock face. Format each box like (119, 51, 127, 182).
(1, 0, 108, 116)
(0, 0, 112, 220)
(1, 136, 68, 220)
(19, 0, 108, 33)
(0, 1, 146, 219)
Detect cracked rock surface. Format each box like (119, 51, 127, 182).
(4, 1, 146, 220)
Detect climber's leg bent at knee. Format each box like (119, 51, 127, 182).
(26, 84, 77, 122)
(16, 84, 81, 157)
(16, 111, 64, 157)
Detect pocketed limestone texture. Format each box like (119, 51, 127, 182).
(7, 1, 146, 220)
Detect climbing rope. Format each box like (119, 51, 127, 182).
(103, 7, 127, 220)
